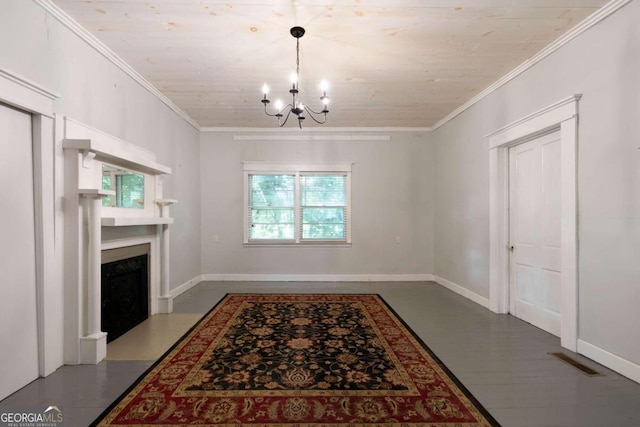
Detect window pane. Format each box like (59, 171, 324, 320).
(251, 208, 295, 224)
(250, 174, 295, 207)
(302, 223, 345, 239)
(301, 208, 346, 239)
(300, 175, 345, 206)
(302, 207, 344, 224)
(250, 223, 295, 240)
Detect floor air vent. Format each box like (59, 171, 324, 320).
(550, 352, 603, 377)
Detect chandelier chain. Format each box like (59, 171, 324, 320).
(296, 36, 300, 86)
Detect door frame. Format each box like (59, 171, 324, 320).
(486, 95, 580, 351)
(0, 68, 60, 375)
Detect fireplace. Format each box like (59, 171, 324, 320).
(63, 117, 175, 364)
(101, 244, 150, 343)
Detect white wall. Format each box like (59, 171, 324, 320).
(0, 0, 201, 373)
(200, 131, 435, 279)
(434, 110, 491, 298)
(0, 0, 202, 291)
(434, 1, 640, 373)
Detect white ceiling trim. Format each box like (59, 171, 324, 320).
(233, 135, 391, 141)
(202, 127, 432, 133)
(431, 0, 632, 132)
(33, 0, 200, 130)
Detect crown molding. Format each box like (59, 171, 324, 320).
(201, 126, 432, 133)
(233, 134, 391, 141)
(431, 0, 633, 131)
(33, 0, 200, 130)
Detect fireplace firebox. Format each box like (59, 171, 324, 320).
(101, 245, 150, 343)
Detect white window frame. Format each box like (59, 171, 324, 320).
(243, 162, 353, 246)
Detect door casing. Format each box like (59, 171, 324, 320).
(0, 68, 60, 375)
(487, 95, 579, 351)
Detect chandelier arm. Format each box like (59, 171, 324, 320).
(278, 108, 293, 127)
(303, 105, 328, 115)
(304, 108, 328, 125)
(264, 102, 294, 118)
(263, 102, 279, 117)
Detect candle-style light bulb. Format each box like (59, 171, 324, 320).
(262, 83, 269, 96)
(290, 72, 298, 85)
(275, 99, 283, 111)
(320, 80, 329, 92)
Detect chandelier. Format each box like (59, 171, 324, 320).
(261, 26, 330, 128)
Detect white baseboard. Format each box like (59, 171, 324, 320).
(577, 339, 640, 384)
(169, 274, 205, 299)
(167, 273, 434, 302)
(201, 273, 435, 283)
(433, 275, 490, 309)
(169, 274, 492, 313)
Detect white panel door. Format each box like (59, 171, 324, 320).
(0, 103, 39, 400)
(509, 131, 562, 337)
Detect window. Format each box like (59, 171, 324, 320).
(244, 162, 352, 244)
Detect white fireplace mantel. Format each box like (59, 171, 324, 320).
(101, 217, 174, 226)
(62, 117, 176, 365)
(63, 137, 171, 175)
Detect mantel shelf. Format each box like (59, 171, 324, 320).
(101, 217, 174, 227)
(78, 188, 115, 197)
(64, 138, 172, 175)
(155, 198, 178, 206)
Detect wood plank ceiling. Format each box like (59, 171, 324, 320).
(51, 0, 608, 128)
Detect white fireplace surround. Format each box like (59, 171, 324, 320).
(62, 117, 175, 365)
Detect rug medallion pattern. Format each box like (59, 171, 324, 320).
(93, 294, 499, 426)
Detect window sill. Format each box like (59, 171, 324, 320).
(244, 242, 352, 248)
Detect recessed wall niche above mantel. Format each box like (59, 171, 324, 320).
(61, 117, 177, 365)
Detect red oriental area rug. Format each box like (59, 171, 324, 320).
(92, 294, 500, 426)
